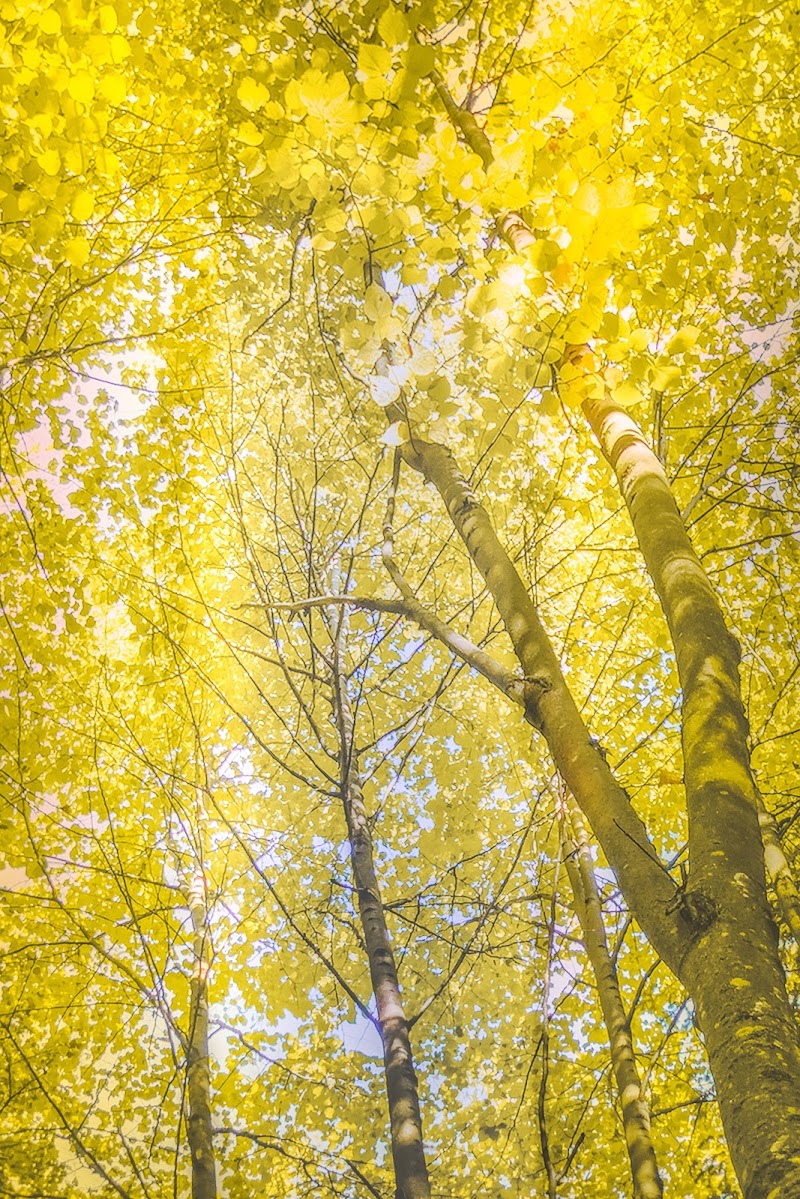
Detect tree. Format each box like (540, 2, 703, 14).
(2, 1, 800, 1197)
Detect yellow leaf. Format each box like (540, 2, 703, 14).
(629, 329, 652, 352)
(428, 375, 451, 404)
(234, 120, 263, 146)
(405, 43, 436, 79)
(237, 147, 266, 177)
(136, 8, 156, 34)
(37, 148, 61, 176)
(539, 391, 561, 418)
(573, 180, 602, 215)
(96, 145, 120, 178)
(237, 76, 270, 112)
(33, 208, 63, 241)
(64, 236, 90, 267)
(630, 203, 660, 229)
(527, 361, 551, 387)
(556, 165, 579, 197)
(61, 142, 86, 174)
(358, 43, 393, 78)
(110, 33, 130, 61)
(561, 383, 586, 410)
(294, 69, 345, 109)
(652, 364, 682, 390)
(563, 319, 595, 343)
(484, 279, 516, 311)
(611, 380, 643, 406)
(575, 301, 603, 333)
(378, 6, 409, 47)
(583, 373, 605, 400)
(364, 283, 392, 323)
(98, 4, 117, 32)
(71, 189, 94, 221)
(266, 143, 299, 188)
(85, 34, 113, 63)
(99, 73, 126, 104)
(68, 73, 95, 104)
(405, 346, 434, 377)
(293, 69, 357, 132)
(605, 176, 636, 208)
(563, 207, 594, 244)
(38, 7, 61, 34)
(667, 325, 700, 354)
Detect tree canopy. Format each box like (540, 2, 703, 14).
(2, 1, 800, 1197)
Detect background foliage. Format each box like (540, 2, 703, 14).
(2, 0, 799, 1194)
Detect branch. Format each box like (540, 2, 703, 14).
(240, 594, 522, 707)
(430, 69, 493, 167)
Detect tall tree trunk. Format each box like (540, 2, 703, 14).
(330, 610, 431, 1199)
(185, 851, 217, 1199)
(583, 394, 800, 1199)
(562, 796, 663, 1199)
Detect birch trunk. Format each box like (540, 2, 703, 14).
(430, 66, 800, 946)
(185, 860, 217, 1199)
(758, 797, 800, 944)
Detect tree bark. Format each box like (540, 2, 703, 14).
(583, 393, 800, 1199)
(185, 859, 217, 1199)
(330, 612, 431, 1199)
(562, 798, 663, 1199)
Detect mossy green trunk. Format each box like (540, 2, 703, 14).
(585, 394, 800, 1198)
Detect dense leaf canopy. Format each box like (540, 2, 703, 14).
(2, 1, 800, 1196)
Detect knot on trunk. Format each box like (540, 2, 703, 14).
(450, 488, 479, 519)
(507, 674, 553, 728)
(666, 886, 718, 932)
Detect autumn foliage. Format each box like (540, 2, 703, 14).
(2, 2, 800, 1197)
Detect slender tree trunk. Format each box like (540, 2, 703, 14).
(758, 797, 800, 944)
(399, 435, 680, 967)
(537, 824, 561, 1199)
(583, 394, 800, 1199)
(562, 797, 663, 1199)
(185, 853, 217, 1199)
(330, 611, 431, 1199)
